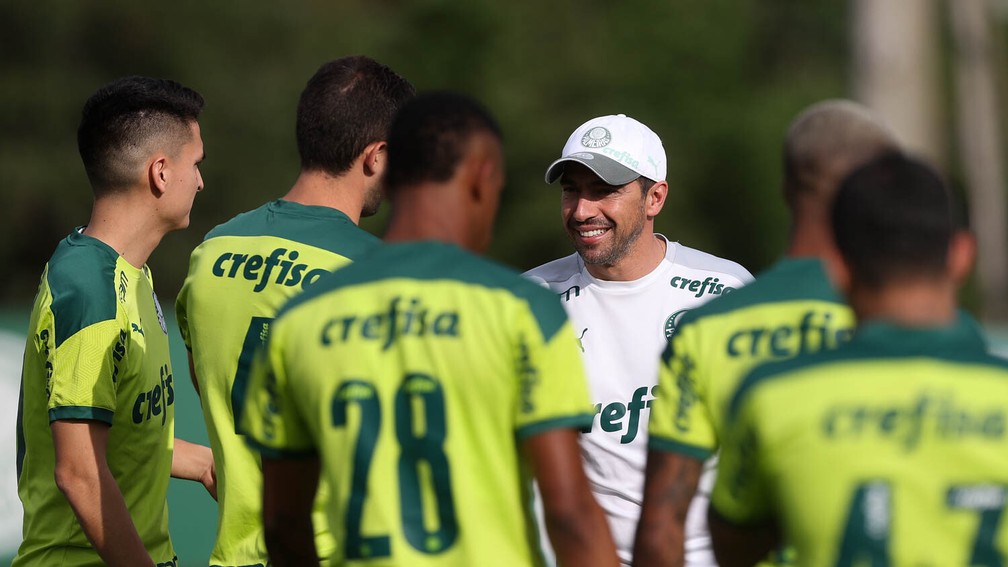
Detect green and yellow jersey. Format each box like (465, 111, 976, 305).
(176, 200, 379, 566)
(650, 258, 854, 460)
(242, 241, 595, 566)
(15, 230, 177, 567)
(712, 316, 1008, 566)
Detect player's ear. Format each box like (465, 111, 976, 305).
(645, 180, 668, 218)
(149, 155, 169, 196)
(362, 141, 386, 177)
(948, 229, 977, 286)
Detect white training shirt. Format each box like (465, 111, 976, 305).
(524, 235, 753, 566)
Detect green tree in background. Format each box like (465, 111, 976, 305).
(1, 0, 852, 307)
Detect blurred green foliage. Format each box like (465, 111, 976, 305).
(1, 0, 852, 306)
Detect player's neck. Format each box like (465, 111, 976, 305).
(785, 212, 837, 258)
(850, 280, 958, 328)
(584, 232, 666, 282)
(283, 169, 365, 225)
(83, 194, 166, 268)
(383, 185, 473, 250)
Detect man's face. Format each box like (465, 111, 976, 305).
(165, 120, 205, 229)
(560, 162, 647, 267)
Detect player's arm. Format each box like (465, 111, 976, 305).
(261, 455, 321, 567)
(523, 428, 619, 567)
(633, 450, 705, 567)
(708, 508, 780, 567)
(52, 419, 156, 567)
(171, 437, 216, 499)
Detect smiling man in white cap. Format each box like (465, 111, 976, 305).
(524, 114, 753, 566)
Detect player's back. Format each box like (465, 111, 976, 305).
(253, 241, 593, 566)
(651, 258, 854, 457)
(717, 316, 1008, 566)
(175, 200, 379, 564)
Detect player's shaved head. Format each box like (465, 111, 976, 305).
(78, 76, 204, 195)
(783, 99, 900, 209)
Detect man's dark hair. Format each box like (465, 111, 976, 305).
(78, 75, 204, 193)
(384, 91, 502, 191)
(297, 56, 415, 176)
(832, 152, 960, 288)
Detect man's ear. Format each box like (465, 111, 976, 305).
(948, 230, 977, 286)
(646, 180, 668, 218)
(362, 141, 386, 177)
(148, 155, 169, 196)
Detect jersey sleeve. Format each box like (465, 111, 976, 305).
(46, 308, 125, 425)
(648, 326, 717, 460)
(512, 298, 595, 439)
(709, 391, 774, 526)
(241, 316, 316, 458)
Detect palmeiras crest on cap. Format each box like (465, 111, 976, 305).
(581, 127, 611, 149)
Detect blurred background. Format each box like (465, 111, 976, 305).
(1, 0, 1007, 563)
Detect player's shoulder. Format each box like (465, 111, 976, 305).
(280, 242, 569, 338)
(522, 252, 581, 289)
(679, 257, 841, 327)
(669, 241, 754, 284)
(203, 200, 379, 255)
(44, 231, 122, 344)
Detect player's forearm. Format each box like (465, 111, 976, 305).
(633, 514, 685, 567)
(55, 458, 155, 567)
(264, 518, 320, 567)
(171, 437, 216, 497)
(545, 494, 619, 567)
(633, 451, 704, 566)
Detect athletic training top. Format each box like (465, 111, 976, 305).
(176, 200, 379, 566)
(524, 235, 752, 565)
(713, 316, 1008, 566)
(243, 241, 595, 566)
(16, 230, 177, 566)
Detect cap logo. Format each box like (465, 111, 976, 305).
(581, 127, 611, 149)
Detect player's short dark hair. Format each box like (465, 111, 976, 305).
(832, 152, 960, 288)
(638, 176, 656, 196)
(77, 76, 204, 194)
(296, 56, 415, 177)
(384, 91, 502, 191)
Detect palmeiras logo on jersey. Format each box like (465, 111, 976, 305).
(152, 290, 168, 335)
(664, 309, 691, 340)
(581, 127, 611, 148)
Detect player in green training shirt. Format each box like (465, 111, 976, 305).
(710, 153, 1008, 566)
(242, 92, 619, 567)
(635, 101, 900, 566)
(176, 57, 414, 567)
(16, 76, 215, 567)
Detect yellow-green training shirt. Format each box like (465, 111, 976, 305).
(16, 230, 177, 566)
(713, 316, 1008, 566)
(176, 200, 379, 566)
(650, 258, 854, 461)
(242, 241, 595, 566)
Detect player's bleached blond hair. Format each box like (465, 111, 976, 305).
(783, 99, 901, 209)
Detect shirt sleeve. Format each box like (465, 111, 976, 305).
(709, 391, 774, 526)
(46, 311, 124, 424)
(648, 326, 717, 460)
(512, 301, 595, 439)
(241, 316, 316, 458)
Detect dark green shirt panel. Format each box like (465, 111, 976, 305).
(204, 200, 380, 261)
(277, 241, 569, 342)
(47, 231, 120, 348)
(727, 316, 1005, 422)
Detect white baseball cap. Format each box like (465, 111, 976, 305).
(545, 114, 667, 185)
